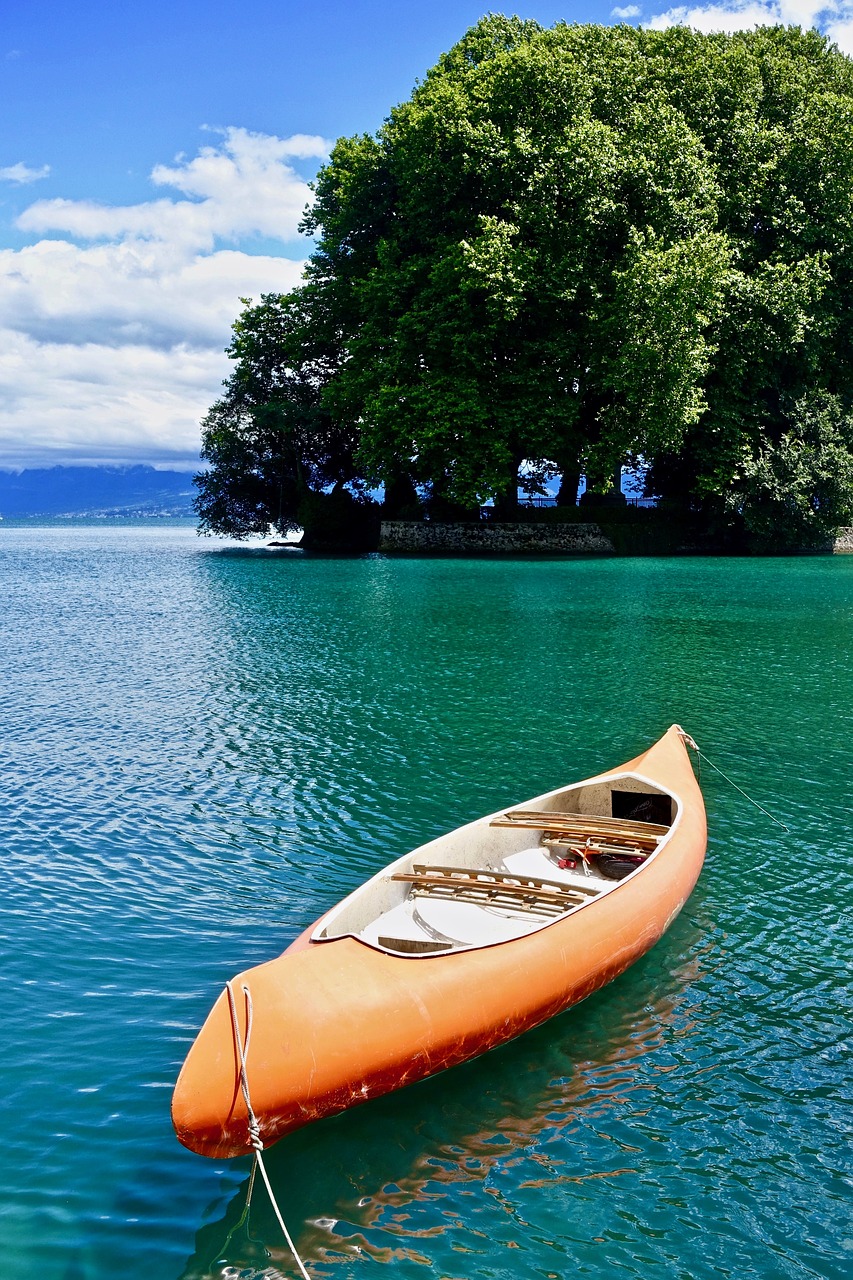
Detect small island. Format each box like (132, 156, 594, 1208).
(195, 18, 853, 553)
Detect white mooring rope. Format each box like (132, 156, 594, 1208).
(225, 979, 311, 1280)
(675, 726, 790, 833)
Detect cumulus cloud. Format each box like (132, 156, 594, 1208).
(0, 240, 304, 350)
(613, 6, 642, 16)
(646, 0, 853, 51)
(18, 127, 329, 252)
(0, 128, 322, 468)
(0, 162, 51, 184)
(0, 332, 225, 468)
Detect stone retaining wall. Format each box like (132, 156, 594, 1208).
(379, 520, 615, 554)
(379, 521, 853, 555)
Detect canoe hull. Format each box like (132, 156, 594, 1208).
(172, 726, 706, 1158)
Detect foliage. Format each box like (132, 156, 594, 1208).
(194, 290, 370, 538)
(197, 18, 853, 548)
(304, 16, 736, 503)
(194, 396, 295, 537)
(729, 391, 853, 550)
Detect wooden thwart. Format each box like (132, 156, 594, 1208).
(390, 863, 601, 917)
(491, 809, 667, 849)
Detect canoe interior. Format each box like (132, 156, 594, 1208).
(313, 771, 678, 958)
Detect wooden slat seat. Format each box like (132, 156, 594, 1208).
(490, 810, 667, 849)
(494, 809, 669, 837)
(409, 863, 604, 898)
(390, 863, 602, 917)
(393, 876, 567, 918)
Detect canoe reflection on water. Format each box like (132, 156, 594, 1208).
(178, 932, 709, 1280)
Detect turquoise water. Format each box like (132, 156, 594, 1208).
(1, 522, 850, 1280)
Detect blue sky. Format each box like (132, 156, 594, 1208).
(1, 1, 851, 469)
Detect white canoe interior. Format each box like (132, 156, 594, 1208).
(313, 771, 680, 958)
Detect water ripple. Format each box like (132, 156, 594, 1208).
(0, 526, 850, 1280)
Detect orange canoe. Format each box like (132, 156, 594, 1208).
(173, 724, 706, 1158)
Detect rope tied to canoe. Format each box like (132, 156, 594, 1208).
(225, 979, 311, 1280)
(674, 725, 789, 833)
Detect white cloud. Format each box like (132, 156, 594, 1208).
(0, 240, 304, 350)
(646, 1, 853, 50)
(647, 3, 779, 31)
(613, 6, 642, 16)
(0, 162, 51, 184)
(18, 127, 329, 252)
(0, 331, 224, 468)
(0, 128, 321, 468)
(825, 13, 853, 47)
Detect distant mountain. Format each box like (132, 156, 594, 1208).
(0, 465, 197, 518)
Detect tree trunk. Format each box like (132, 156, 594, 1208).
(493, 457, 521, 519)
(382, 471, 420, 519)
(557, 468, 580, 506)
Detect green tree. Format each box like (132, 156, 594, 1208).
(644, 25, 853, 515)
(194, 290, 378, 546)
(198, 18, 853, 547)
(729, 391, 853, 550)
(305, 16, 733, 506)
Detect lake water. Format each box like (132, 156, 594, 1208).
(0, 521, 850, 1280)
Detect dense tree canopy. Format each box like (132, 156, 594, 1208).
(196, 18, 853, 548)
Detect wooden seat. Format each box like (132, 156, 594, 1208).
(390, 863, 602, 917)
(490, 809, 667, 850)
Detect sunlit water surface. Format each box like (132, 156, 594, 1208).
(0, 521, 850, 1280)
